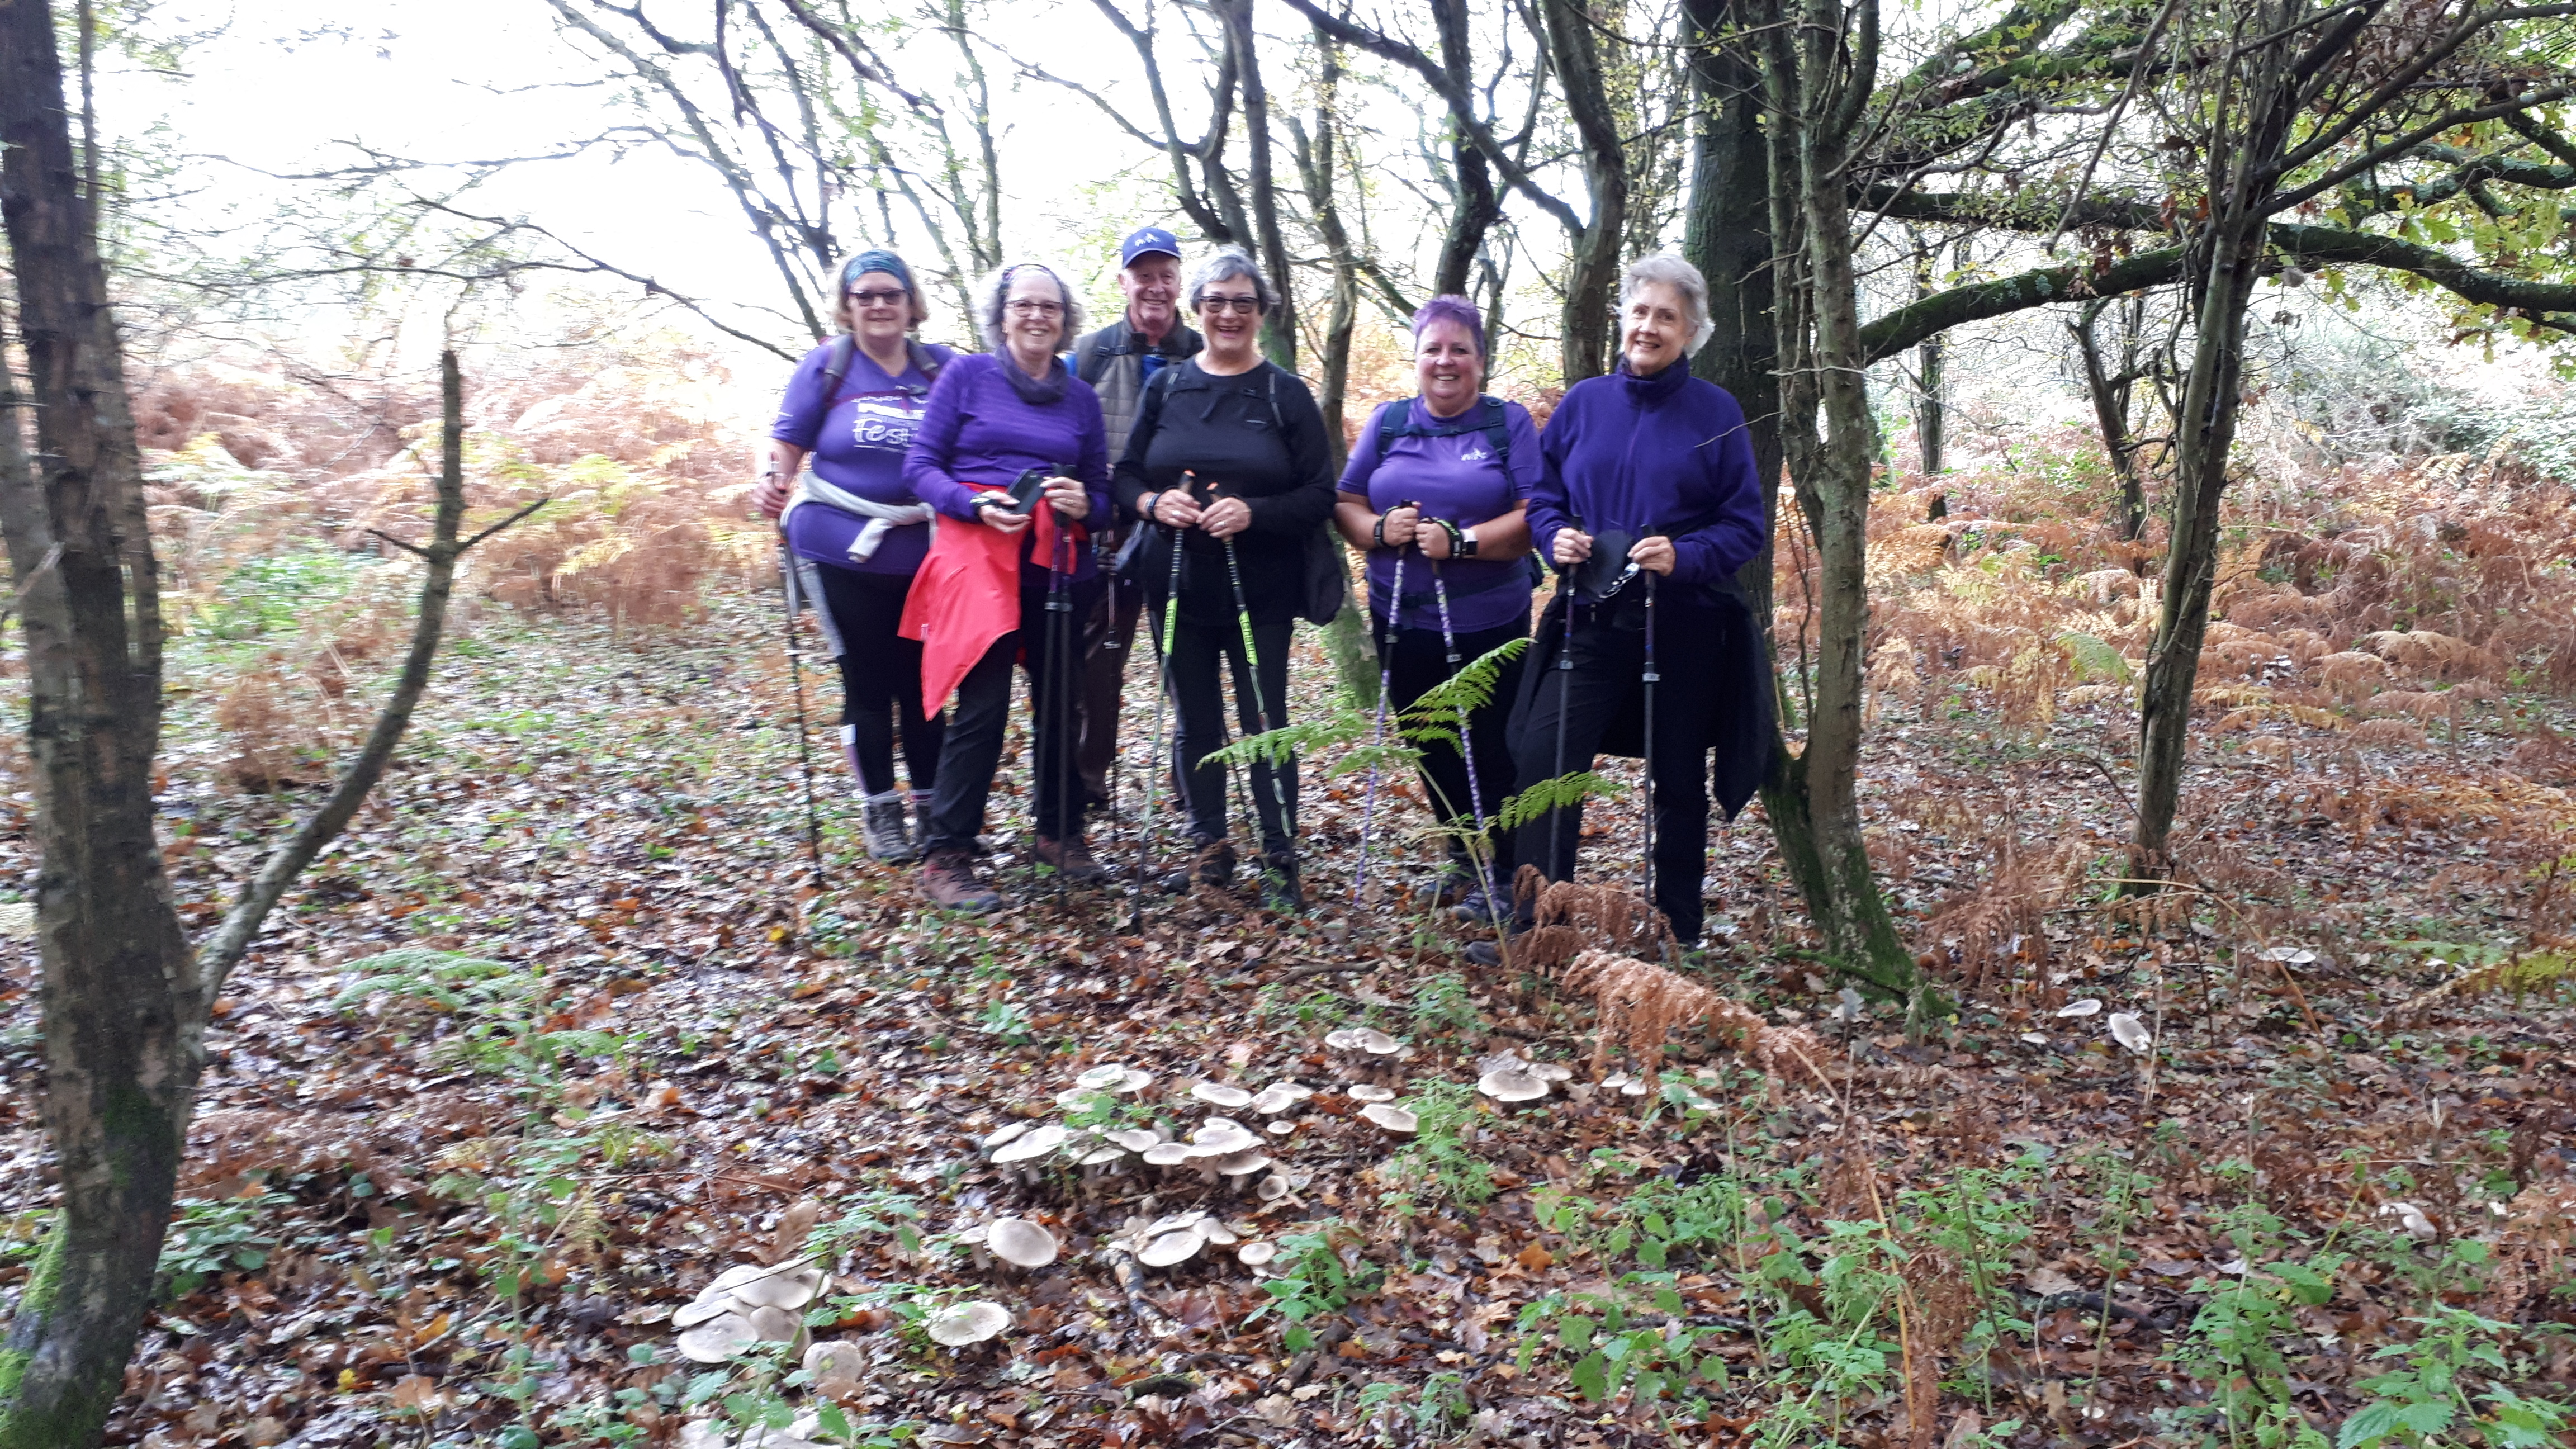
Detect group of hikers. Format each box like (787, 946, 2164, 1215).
(756, 225, 1771, 953)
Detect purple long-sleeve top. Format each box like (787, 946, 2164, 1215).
(770, 339, 953, 576)
(1338, 396, 1541, 634)
(902, 351, 1114, 582)
(1529, 361, 1767, 605)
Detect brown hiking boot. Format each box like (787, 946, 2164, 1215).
(1158, 837, 1235, 893)
(918, 847, 1001, 913)
(1033, 834, 1107, 882)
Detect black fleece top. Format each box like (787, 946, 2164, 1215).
(1114, 359, 1336, 627)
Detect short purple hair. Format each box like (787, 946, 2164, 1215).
(1411, 294, 1486, 358)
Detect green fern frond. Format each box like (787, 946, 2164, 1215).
(1200, 709, 1367, 770)
(1493, 771, 1622, 834)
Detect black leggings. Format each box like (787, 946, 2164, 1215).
(921, 579, 1099, 851)
(1150, 613, 1296, 855)
(1377, 613, 1526, 872)
(813, 564, 942, 796)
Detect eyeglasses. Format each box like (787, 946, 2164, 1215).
(1006, 300, 1063, 318)
(1199, 295, 1261, 315)
(847, 287, 908, 307)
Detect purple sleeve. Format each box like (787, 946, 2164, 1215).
(769, 345, 834, 449)
(903, 357, 982, 520)
(1668, 391, 1767, 585)
(1072, 382, 1113, 524)
(1502, 403, 1541, 502)
(1527, 391, 1583, 567)
(1337, 403, 1390, 494)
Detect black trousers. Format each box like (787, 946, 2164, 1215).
(1378, 613, 1526, 875)
(1508, 602, 1724, 943)
(1150, 613, 1296, 855)
(1076, 566, 1143, 809)
(813, 564, 943, 797)
(922, 577, 1100, 852)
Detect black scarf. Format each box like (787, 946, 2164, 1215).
(1000, 352, 1069, 406)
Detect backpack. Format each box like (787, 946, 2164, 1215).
(1374, 395, 1512, 468)
(819, 333, 945, 403)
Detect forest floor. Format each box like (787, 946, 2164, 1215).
(4, 489, 2576, 1449)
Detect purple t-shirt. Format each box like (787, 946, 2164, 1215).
(1338, 397, 1540, 633)
(901, 352, 1113, 584)
(769, 340, 952, 576)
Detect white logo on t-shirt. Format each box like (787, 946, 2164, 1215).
(849, 393, 921, 451)
(1460, 445, 1490, 462)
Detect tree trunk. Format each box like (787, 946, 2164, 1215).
(1537, 0, 1627, 385)
(2073, 296, 2148, 539)
(1428, 0, 1502, 298)
(0, 6, 198, 1441)
(1216, 0, 1296, 371)
(1912, 242, 1946, 474)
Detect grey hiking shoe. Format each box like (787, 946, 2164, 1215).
(860, 790, 920, 863)
(918, 847, 1001, 913)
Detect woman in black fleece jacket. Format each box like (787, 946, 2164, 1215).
(1115, 249, 1336, 910)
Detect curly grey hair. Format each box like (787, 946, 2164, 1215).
(978, 263, 1087, 354)
(1620, 253, 1715, 354)
(1185, 248, 1278, 315)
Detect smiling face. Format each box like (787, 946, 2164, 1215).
(1121, 254, 1181, 338)
(1621, 281, 1692, 376)
(1195, 274, 1262, 361)
(845, 270, 913, 350)
(1002, 268, 1066, 363)
(1414, 318, 1484, 416)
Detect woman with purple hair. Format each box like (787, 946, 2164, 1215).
(1332, 295, 1538, 917)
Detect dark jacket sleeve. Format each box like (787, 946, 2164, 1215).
(1112, 368, 1169, 522)
(1244, 368, 1338, 536)
(1071, 383, 1114, 525)
(1526, 383, 1585, 565)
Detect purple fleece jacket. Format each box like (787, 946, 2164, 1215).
(1527, 361, 1767, 604)
(902, 352, 1114, 583)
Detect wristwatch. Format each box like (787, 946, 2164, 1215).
(1459, 527, 1480, 559)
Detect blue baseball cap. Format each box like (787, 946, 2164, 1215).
(1119, 226, 1182, 267)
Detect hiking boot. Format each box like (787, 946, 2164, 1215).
(1464, 916, 1530, 968)
(860, 790, 920, 863)
(1443, 863, 1509, 924)
(918, 847, 1001, 913)
(1159, 837, 1235, 893)
(1034, 834, 1107, 882)
(1257, 851, 1304, 913)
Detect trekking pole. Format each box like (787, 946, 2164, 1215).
(1045, 512, 1075, 908)
(1349, 511, 1412, 910)
(1547, 556, 1579, 887)
(1129, 500, 1188, 927)
(1640, 567, 1660, 905)
(1219, 530, 1294, 853)
(770, 486, 826, 888)
(1428, 553, 1493, 924)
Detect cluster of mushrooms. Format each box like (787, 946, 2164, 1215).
(672, 1259, 825, 1363)
(2027, 997, 2154, 1055)
(977, 1060, 1315, 1199)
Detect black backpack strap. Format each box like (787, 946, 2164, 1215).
(1376, 395, 1511, 467)
(820, 333, 857, 395)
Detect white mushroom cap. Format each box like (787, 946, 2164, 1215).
(981, 1121, 1034, 1153)
(672, 1295, 736, 1329)
(1237, 1241, 1277, 1267)
(1346, 1084, 1396, 1103)
(1191, 1082, 1254, 1109)
(1196, 1220, 1241, 1247)
(1355, 1029, 1401, 1055)
(1248, 1083, 1310, 1115)
(1214, 1150, 1273, 1178)
(987, 1218, 1059, 1268)
(677, 1312, 758, 1362)
(1142, 1142, 1195, 1166)
(1267, 1120, 1296, 1137)
(2383, 1201, 2437, 1239)
(1117, 1067, 1154, 1093)
(1187, 1123, 1262, 1157)
(802, 1339, 866, 1381)
(731, 1264, 825, 1310)
(1055, 1086, 1116, 1111)
(1257, 1174, 1290, 1201)
(1478, 1068, 1550, 1104)
(1108, 1128, 1163, 1152)
(991, 1124, 1071, 1164)
(2056, 998, 2103, 1018)
(1361, 1104, 1418, 1134)
(1075, 1064, 1130, 1091)
(1143, 1209, 1209, 1236)
(1078, 1144, 1131, 1167)
(2108, 1012, 2152, 1055)
(1138, 1230, 1204, 1268)
(924, 1301, 1012, 1347)
(1528, 1063, 1574, 1083)
(1323, 1029, 1363, 1052)
(745, 1304, 802, 1343)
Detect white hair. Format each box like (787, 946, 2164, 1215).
(977, 263, 1086, 353)
(1621, 253, 1715, 354)
(1184, 248, 1279, 314)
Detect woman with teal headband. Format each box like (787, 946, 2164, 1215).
(758, 248, 956, 862)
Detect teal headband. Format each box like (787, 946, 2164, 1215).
(842, 249, 912, 293)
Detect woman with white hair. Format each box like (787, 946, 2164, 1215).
(898, 262, 1111, 913)
(1497, 253, 1769, 952)
(1115, 248, 1336, 911)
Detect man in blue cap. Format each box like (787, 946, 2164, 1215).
(1071, 224, 1202, 814)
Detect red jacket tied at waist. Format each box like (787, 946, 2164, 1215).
(899, 507, 1083, 717)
